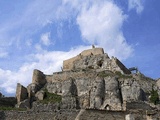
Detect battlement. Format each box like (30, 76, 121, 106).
(63, 47, 104, 71)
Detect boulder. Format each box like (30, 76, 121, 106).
(16, 99, 30, 109)
(125, 114, 135, 120)
(35, 90, 45, 100)
(27, 83, 41, 98)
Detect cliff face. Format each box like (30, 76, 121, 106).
(15, 47, 160, 119)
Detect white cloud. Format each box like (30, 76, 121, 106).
(77, 1, 133, 60)
(0, 45, 90, 94)
(0, 0, 136, 95)
(128, 0, 144, 14)
(40, 32, 51, 46)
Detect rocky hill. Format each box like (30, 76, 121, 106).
(1, 47, 160, 120)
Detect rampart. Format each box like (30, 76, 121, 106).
(51, 70, 97, 82)
(63, 48, 104, 71)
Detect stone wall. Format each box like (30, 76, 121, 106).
(32, 69, 46, 86)
(1, 109, 159, 120)
(0, 97, 17, 107)
(45, 75, 52, 83)
(0, 110, 79, 120)
(16, 83, 28, 103)
(63, 56, 81, 71)
(111, 58, 131, 74)
(80, 48, 104, 56)
(52, 70, 97, 82)
(63, 48, 104, 71)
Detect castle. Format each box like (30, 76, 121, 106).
(14, 46, 160, 120)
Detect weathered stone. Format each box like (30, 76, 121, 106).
(101, 77, 122, 110)
(63, 47, 105, 71)
(62, 78, 77, 96)
(46, 82, 62, 95)
(16, 83, 28, 103)
(35, 90, 45, 100)
(61, 96, 77, 109)
(121, 79, 141, 102)
(32, 69, 46, 86)
(125, 114, 135, 120)
(76, 78, 91, 108)
(72, 53, 130, 74)
(90, 77, 105, 109)
(16, 99, 30, 109)
(27, 83, 41, 98)
(156, 78, 160, 99)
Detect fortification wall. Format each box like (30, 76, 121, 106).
(110, 58, 131, 74)
(63, 48, 104, 71)
(52, 70, 97, 82)
(80, 48, 104, 56)
(0, 97, 16, 107)
(0, 110, 79, 120)
(45, 75, 52, 83)
(63, 56, 81, 71)
(1, 109, 159, 120)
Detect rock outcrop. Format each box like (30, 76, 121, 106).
(15, 46, 160, 119)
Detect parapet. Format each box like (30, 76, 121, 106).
(80, 48, 104, 56)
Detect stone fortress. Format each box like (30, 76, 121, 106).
(1, 46, 160, 120)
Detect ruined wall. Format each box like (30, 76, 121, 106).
(63, 56, 81, 71)
(52, 70, 97, 82)
(32, 69, 46, 86)
(80, 48, 104, 56)
(111, 58, 131, 74)
(16, 83, 28, 103)
(1, 109, 159, 120)
(45, 75, 52, 83)
(63, 48, 104, 71)
(0, 97, 16, 107)
(0, 110, 79, 120)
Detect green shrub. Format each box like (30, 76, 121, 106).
(0, 107, 26, 111)
(150, 87, 159, 105)
(40, 89, 62, 104)
(97, 71, 112, 77)
(115, 71, 132, 79)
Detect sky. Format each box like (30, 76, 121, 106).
(0, 0, 160, 96)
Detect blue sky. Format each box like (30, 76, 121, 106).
(0, 0, 160, 96)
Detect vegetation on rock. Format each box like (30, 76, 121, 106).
(150, 87, 159, 105)
(40, 89, 62, 104)
(115, 71, 132, 79)
(0, 106, 26, 111)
